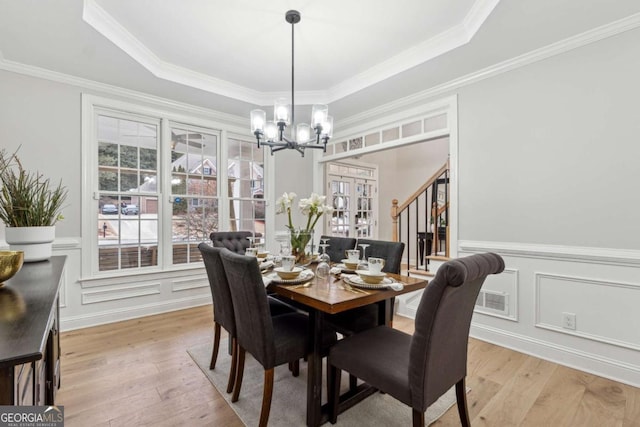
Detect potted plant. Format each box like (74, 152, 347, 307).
(0, 148, 68, 262)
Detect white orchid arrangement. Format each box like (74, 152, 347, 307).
(276, 192, 334, 233)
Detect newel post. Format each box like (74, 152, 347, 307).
(391, 199, 399, 242)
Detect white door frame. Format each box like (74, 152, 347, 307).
(312, 94, 458, 258)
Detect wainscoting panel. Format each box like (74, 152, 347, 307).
(172, 275, 209, 292)
(41, 238, 213, 331)
(457, 241, 640, 387)
(535, 272, 640, 351)
(82, 282, 161, 305)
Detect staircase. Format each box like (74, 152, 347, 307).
(390, 160, 450, 316)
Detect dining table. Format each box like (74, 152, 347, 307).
(267, 264, 429, 427)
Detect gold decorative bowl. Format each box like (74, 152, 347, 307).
(0, 251, 24, 285)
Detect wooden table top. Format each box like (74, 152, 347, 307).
(267, 266, 428, 315)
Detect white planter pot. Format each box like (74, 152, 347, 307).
(5, 226, 55, 262)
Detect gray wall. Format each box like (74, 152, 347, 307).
(456, 27, 640, 249)
(0, 71, 82, 239)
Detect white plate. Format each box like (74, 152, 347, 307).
(268, 269, 315, 284)
(343, 274, 403, 290)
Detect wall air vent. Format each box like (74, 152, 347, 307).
(475, 290, 508, 315)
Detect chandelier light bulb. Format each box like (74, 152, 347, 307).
(250, 109, 266, 132)
(265, 121, 278, 140)
(274, 98, 290, 124)
(321, 116, 334, 138)
(297, 123, 311, 142)
(311, 104, 328, 127)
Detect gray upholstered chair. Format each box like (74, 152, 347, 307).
(327, 239, 405, 335)
(220, 249, 337, 427)
(327, 252, 505, 427)
(198, 243, 296, 395)
(320, 235, 357, 263)
(209, 231, 261, 254)
(357, 238, 405, 276)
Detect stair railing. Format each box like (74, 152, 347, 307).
(391, 160, 449, 272)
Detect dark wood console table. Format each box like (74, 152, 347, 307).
(0, 256, 65, 405)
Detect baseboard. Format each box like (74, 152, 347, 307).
(61, 294, 211, 331)
(469, 323, 640, 388)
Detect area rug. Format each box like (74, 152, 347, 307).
(188, 340, 459, 426)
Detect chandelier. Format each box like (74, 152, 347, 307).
(250, 10, 333, 157)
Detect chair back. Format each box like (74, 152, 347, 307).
(357, 239, 405, 274)
(210, 231, 259, 254)
(408, 252, 504, 411)
(321, 235, 357, 263)
(220, 250, 276, 368)
(198, 243, 236, 336)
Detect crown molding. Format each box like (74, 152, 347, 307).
(0, 52, 248, 128)
(326, 0, 500, 103)
(82, 0, 499, 105)
(82, 0, 269, 105)
(337, 11, 640, 129)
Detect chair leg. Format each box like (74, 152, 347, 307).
(456, 377, 471, 427)
(412, 408, 425, 427)
(210, 322, 221, 369)
(226, 337, 237, 393)
(259, 368, 274, 427)
(291, 359, 300, 377)
(232, 346, 246, 403)
(349, 374, 358, 392)
(328, 364, 341, 424)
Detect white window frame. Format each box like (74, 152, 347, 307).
(81, 94, 254, 279)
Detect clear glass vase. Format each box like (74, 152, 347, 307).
(289, 228, 314, 266)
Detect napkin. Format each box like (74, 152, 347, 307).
(262, 275, 272, 287)
(260, 260, 275, 270)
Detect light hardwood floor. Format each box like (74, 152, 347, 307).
(57, 306, 640, 426)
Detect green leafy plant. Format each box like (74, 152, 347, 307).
(0, 148, 68, 227)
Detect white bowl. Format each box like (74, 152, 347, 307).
(341, 259, 360, 270)
(274, 267, 303, 280)
(356, 270, 386, 284)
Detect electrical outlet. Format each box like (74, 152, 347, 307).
(562, 312, 576, 330)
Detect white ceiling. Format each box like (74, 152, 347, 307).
(85, 0, 494, 104)
(1, 0, 640, 120)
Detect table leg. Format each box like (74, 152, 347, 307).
(306, 309, 323, 427)
(378, 299, 392, 326)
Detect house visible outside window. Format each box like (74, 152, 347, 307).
(227, 137, 265, 236)
(84, 96, 261, 277)
(170, 126, 218, 265)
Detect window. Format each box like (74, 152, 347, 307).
(227, 137, 265, 236)
(83, 95, 265, 277)
(97, 114, 160, 272)
(169, 126, 218, 265)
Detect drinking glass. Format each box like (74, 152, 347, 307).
(357, 243, 370, 270)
